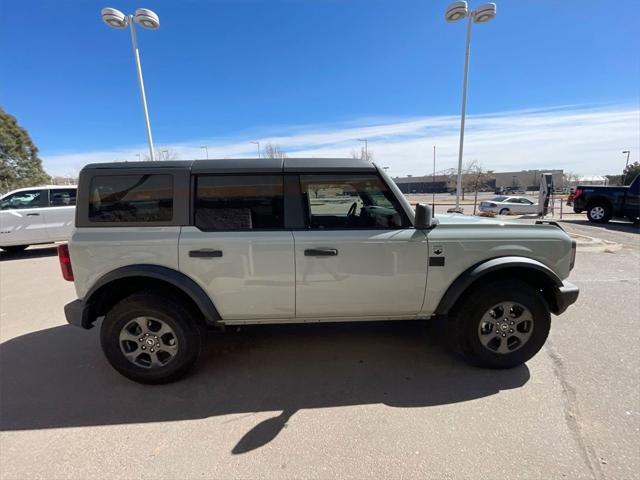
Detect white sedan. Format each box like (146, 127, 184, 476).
(478, 196, 538, 215)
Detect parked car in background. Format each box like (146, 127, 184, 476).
(0, 185, 77, 253)
(573, 175, 640, 224)
(479, 196, 538, 215)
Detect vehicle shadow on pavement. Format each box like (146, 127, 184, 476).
(0, 246, 58, 261)
(0, 321, 529, 453)
(560, 219, 640, 234)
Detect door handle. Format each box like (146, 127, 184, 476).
(189, 249, 223, 258)
(304, 248, 338, 256)
(26, 213, 40, 216)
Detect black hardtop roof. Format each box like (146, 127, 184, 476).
(81, 157, 376, 174)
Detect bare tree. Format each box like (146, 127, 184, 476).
(143, 148, 179, 161)
(350, 147, 374, 162)
(462, 160, 491, 214)
(262, 143, 287, 159)
(564, 171, 580, 188)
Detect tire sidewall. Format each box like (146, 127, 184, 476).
(100, 295, 202, 384)
(499, 208, 509, 215)
(455, 281, 551, 369)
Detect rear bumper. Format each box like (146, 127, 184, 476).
(64, 299, 93, 329)
(552, 281, 579, 314)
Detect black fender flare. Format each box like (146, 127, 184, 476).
(434, 256, 563, 316)
(84, 264, 221, 325)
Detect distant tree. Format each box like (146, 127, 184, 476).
(160, 149, 179, 161)
(142, 148, 179, 161)
(461, 160, 491, 213)
(605, 174, 623, 186)
(564, 171, 580, 187)
(350, 147, 374, 162)
(0, 107, 50, 191)
(623, 161, 640, 185)
(262, 143, 287, 159)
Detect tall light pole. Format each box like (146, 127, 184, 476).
(357, 138, 368, 160)
(250, 141, 260, 158)
(101, 7, 160, 161)
(445, 1, 497, 212)
(432, 145, 436, 210)
(201, 145, 209, 160)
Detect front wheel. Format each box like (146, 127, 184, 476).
(100, 292, 204, 384)
(450, 280, 551, 369)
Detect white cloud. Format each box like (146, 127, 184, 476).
(42, 105, 639, 177)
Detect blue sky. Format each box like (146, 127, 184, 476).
(1, 0, 639, 176)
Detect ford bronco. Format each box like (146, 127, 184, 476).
(59, 158, 579, 383)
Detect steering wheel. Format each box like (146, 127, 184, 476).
(347, 202, 358, 217)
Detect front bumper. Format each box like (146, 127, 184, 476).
(552, 281, 579, 314)
(64, 299, 93, 329)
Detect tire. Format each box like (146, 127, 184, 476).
(100, 292, 204, 384)
(587, 203, 611, 223)
(1, 245, 28, 253)
(450, 280, 551, 369)
(499, 208, 510, 215)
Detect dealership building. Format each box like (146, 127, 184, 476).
(392, 169, 564, 193)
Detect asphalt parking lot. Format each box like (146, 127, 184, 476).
(1, 220, 638, 480)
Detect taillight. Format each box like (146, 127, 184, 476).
(573, 188, 583, 200)
(57, 244, 74, 281)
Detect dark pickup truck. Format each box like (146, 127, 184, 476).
(573, 175, 640, 223)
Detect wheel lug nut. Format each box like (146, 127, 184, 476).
(142, 346, 146, 350)
(502, 333, 506, 337)
(509, 329, 514, 333)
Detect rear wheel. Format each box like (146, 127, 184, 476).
(100, 292, 203, 384)
(499, 208, 510, 215)
(587, 203, 611, 223)
(1, 245, 28, 253)
(450, 280, 551, 369)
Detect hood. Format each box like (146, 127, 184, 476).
(434, 213, 519, 226)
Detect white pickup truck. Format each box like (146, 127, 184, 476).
(0, 185, 77, 253)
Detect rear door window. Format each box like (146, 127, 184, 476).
(195, 175, 284, 230)
(88, 174, 173, 222)
(49, 188, 77, 207)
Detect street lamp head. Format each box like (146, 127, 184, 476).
(622, 150, 630, 154)
(445, 1, 468, 22)
(134, 8, 160, 30)
(101, 7, 128, 28)
(473, 3, 497, 23)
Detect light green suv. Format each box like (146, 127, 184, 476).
(59, 158, 579, 383)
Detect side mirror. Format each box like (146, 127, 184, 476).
(414, 203, 435, 229)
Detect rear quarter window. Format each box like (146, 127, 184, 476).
(88, 174, 173, 222)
